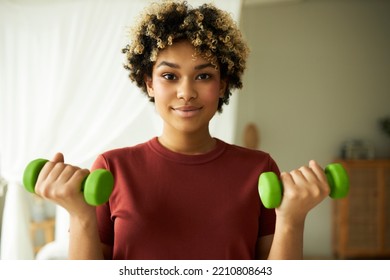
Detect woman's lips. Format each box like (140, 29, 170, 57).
(172, 105, 202, 117)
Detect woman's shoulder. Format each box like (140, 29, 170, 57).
(217, 139, 279, 172)
(219, 139, 271, 159)
(103, 141, 149, 156)
(95, 138, 155, 165)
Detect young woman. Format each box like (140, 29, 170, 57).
(35, 1, 330, 260)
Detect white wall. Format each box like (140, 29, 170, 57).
(0, 189, 5, 243)
(237, 0, 390, 258)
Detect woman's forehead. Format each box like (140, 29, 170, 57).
(154, 41, 218, 69)
(156, 42, 204, 61)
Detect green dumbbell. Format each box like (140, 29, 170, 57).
(258, 163, 349, 209)
(23, 158, 114, 206)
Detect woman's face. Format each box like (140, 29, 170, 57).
(145, 41, 226, 136)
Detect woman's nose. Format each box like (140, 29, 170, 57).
(177, 79, 197, 101)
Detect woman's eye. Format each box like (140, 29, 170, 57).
(162, 73, 176, 80)
(197, 73, 211, 80)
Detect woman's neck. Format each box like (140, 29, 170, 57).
(158, 129, 216, 155)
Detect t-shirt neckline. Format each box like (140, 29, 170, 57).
(147, 137, 227, 165)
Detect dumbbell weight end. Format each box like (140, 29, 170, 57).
(258, 172, 282, 209)
(324, 163, 350, 199)
(82, 169, 114, 206)
(23, 158, 49, 194)
(22, 158, 114, 206)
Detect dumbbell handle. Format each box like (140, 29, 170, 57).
(23, 158, 114, 206)
(258, 163, 349, 209)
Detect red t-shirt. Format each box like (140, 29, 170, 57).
(92, 137, 279, 260)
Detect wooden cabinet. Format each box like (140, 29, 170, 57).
(30, 218, 55, 254)
(332, 159, 390, 259)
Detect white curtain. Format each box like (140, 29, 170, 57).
(0, 0, 242, 259)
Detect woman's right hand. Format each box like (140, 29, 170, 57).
(34, 152, 94, 217)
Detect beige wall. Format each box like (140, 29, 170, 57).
(237, 0, 390, 258)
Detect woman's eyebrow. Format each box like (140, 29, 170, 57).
(156, 61, 179, 69)
(194, 63, 213, 70)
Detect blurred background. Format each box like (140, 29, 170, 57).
(1, 0, 389, 260)
(237, 0, 390, 259)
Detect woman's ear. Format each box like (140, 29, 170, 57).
(144, 75, 154, 97)
(219, 79, 228, 98)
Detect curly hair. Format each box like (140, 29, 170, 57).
(122, 0, 249, 112)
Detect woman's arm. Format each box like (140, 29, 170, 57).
(265, 160, 330, 260)
(68, 211, 104, 259)
(267, 215, 305, 259)
(35, 153, 105, 259)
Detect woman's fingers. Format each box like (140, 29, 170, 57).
(278, 160, 330, 219)
(51, 152, 64, 163)
(35, 153, 89, 202)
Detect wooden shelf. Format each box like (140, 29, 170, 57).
(30, 218, 55, 254)
(332, 159, 390, 259)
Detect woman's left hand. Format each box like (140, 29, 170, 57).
(276, 160, 330, 225)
